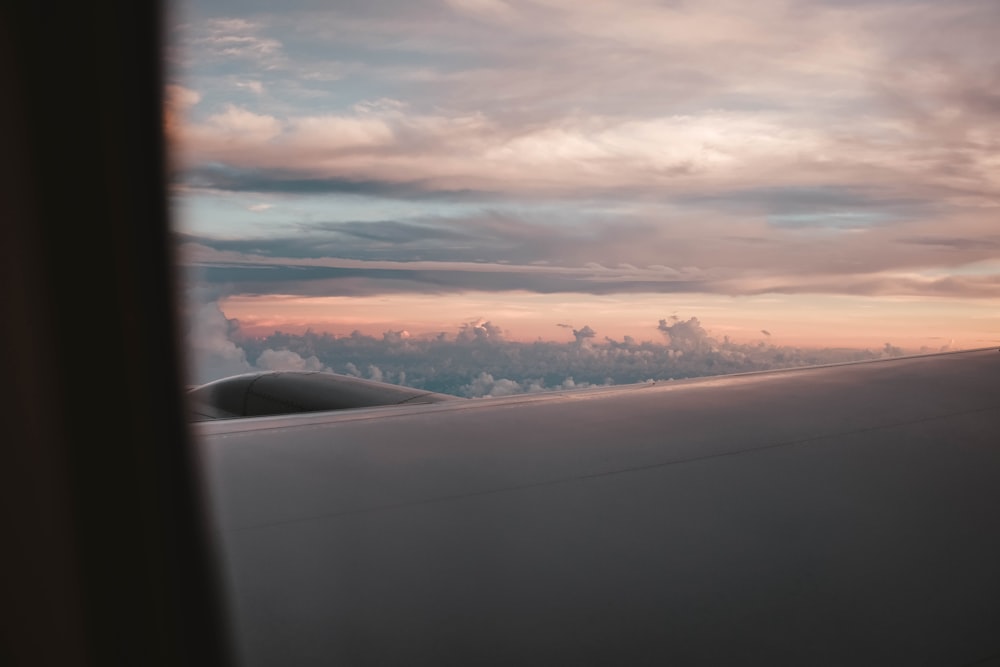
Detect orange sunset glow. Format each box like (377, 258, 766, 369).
(219, 292, 997, 351)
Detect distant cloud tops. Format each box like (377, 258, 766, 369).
(185, 294, 922, 396)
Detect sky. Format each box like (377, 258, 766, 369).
(168, 0, 1000, 362)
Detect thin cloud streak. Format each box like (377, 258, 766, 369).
(180, 240, 1000, 301)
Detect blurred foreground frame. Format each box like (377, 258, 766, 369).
(1, 2, 231, 665)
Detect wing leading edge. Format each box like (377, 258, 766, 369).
(199, 349, 1000, 666)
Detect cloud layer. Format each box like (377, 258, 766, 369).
(169, 0, 1000, 352)
(171, 1, 1000, 199)
(188, 293, 922, 395)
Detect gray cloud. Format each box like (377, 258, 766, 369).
(179, 224, 1000, 300)
(181, 204, 1000, 273)
(897, 236, 1000, 251)
(182, 165, 491, 200)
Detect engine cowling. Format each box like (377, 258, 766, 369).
(187, 371, 459, 420)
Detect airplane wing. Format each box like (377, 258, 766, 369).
(5, 4, 999, 666)
(196, 349, 1000, 666)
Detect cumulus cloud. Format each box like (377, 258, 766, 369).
(462, 372, 523, 398)
(184, 293, 330, 383)
(256, 349, 326, 372)
(184, 299, 252, 384)
(185, 295, 957, 397)
(459, 372, 599, 398)
(658, 316, 714, 353)
(382, 329, 411, 345)
(456, 319, 504, 342)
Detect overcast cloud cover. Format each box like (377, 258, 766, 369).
(169, 0, 999, 376)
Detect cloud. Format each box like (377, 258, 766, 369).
(171, 2, 999, 207)
(180, 227, 1000, 301)
(881, 342, 904, 358)
(174, 107, 832, 196)
(170, 2, 1000, 322)
(184, 292, 329, 383)
(184, 298, 252, 384)
(235, 79, 265, 94)
(461, 372, 522, 398)
(573, 325, 596, 343)
(174, 180, 1000, 288)
(456, 319, 504, 342)
(165, 84, 201, 117)
(188, 17, 284, 65)
(444, 0, 515, 21)
(382, 329, 411, 344)
(658, 317, 714, 352)
(164, 84, 201, 142)
(186, 298, 909, 394)
(256, 348, 326, 372)
(192, 105, 284, 144)
(458, 371, 599, 398)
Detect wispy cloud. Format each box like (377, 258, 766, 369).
(188, 17, 284, 65)
(179, 229, 1000, 301)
